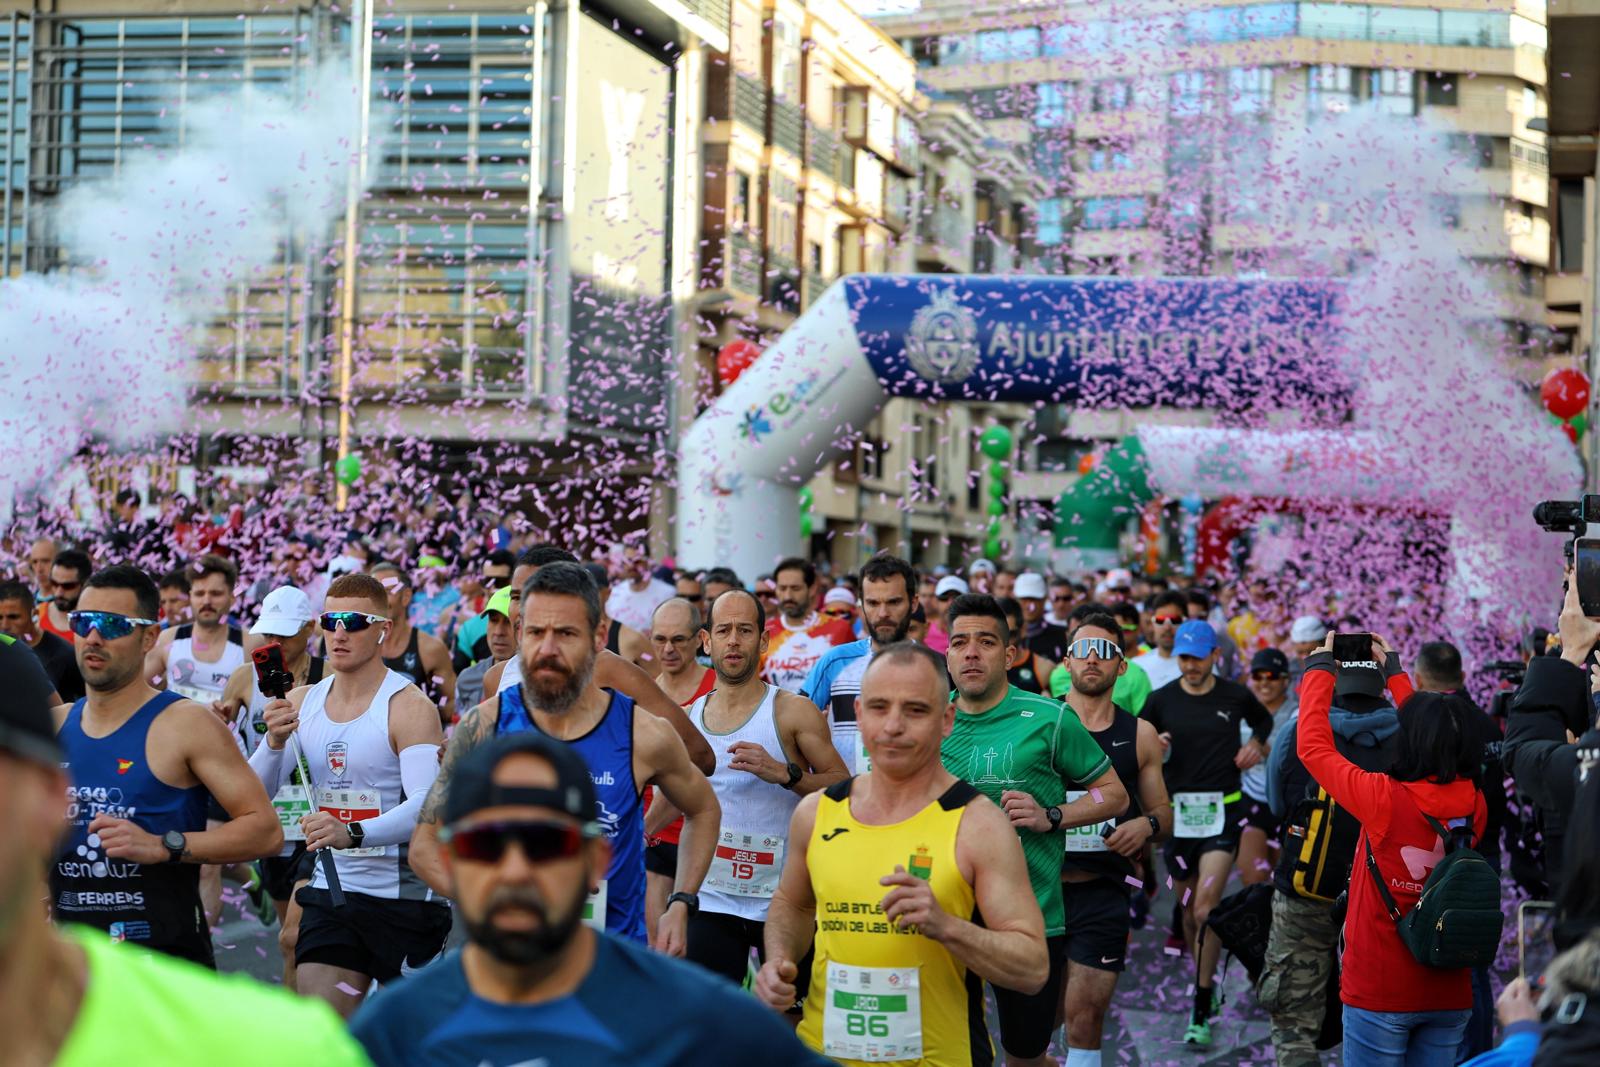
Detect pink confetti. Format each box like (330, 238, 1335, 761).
(335, 981, 362, 997)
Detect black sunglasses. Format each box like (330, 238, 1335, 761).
(1251, 670, 1285, 681)
(443, 820, 586, 864)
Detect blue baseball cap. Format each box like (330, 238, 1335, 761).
(1173, 620, 1218, 658)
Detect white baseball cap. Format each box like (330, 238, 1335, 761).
(251, 586, 315, 637)
(249, 588, 315, 639)
(935, 575, 970, 597)
(1290, 615, 1326, 644)
(1013, 573, 1048, 600)
(823, 587, 857, 608)
(1106, 567, 1134, 589)
(968, 560, 997, 577)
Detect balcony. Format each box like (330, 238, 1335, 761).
(919, 202, 970, 255)
(765, 257, 802, 315)
(729, 230, 763, 295)
(1505, 211, 1551, 267)
(772, 95, 804, 160)
(973, 232, 1016, 274)
(806, 122, 838, 179)
(733, 73, 767, 138)
(1547, 273, 1586, 309)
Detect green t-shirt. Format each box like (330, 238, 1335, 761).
(56, 926, 373, 1067)
(1049, 659, 1152, 715)
(940, 685, 1113, 935)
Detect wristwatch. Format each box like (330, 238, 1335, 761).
(1045, 805, 1063, 831)
(1147, 814, 1161, 837)
(346, 822, 365, 848)
(666, 891, 700, 917)
(163, 830, 187, 864)
(783, 762, 803, 789)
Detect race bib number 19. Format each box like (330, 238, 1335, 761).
(703, 830, 784, 898)
(822, 964, 922, 1062)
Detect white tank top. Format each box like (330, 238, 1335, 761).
(167, 624, 246, 704)
(691, 684, 800, 921)
(496, 655, 522, 695)
(295, 668, 434, 901)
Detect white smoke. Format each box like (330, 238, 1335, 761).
(0, 66, 367, 523)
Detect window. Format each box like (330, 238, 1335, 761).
(1034, 82, 1072, 128)
(1081, 140, 1134, 172)
(1169, 71, 1212, 117)
(771, 16, 801, 102)
(1447, 133, 1494, 168)
(1032, 137, 1069, 183)
(1035, 198, 1065, 246)
(1184, 3, 1296, 44)
(732, 171, 753, 229)
(1092, 79, 1131, 113)
(938, 34, 972, 66)
(1041, 24, 1072, 57)
(1307, 64, 1355, 116)
(1369, 8, 1438, 45)
(1299, 3, 1370, 41)
(1080, 196, 1146, 230)
(1370, 69, 1415, 116)
(1424, 71, 1457, 107)
(1511, 139, 1548, 170)
(975, 27, 1039, 64)
(1432, 195, 1461, 230)
(1228, 67, 1273, 116)
(1440, 12, 1510, 48)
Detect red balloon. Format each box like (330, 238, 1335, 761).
(716, 339, 761, 386)
(1563, 421, 1579, 445)
(1540, 367, 1590, 421)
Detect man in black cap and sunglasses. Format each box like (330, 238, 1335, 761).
(50, 564, 283, 967)
(352, 732, 827, 1067)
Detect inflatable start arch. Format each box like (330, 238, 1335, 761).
(676, 274, 1347, 580)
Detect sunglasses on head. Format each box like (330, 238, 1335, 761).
(319, 611, 390, 633)
(1068, 637, 1122, 661)
(68, 610, 158, 640)
(442, 820, 586, 864)
(1251, 670, 1285, 681)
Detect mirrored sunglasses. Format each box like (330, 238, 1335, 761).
(319, 611, 390, 633)
(1068, 637, 1122, 661)
(68, 610, 159, 640)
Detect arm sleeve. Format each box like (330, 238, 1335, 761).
(1504, 657, 1586, 816)
(1241, 688, 1274, 744)
(247, 739, 289, 794)
(357, 743, 442, 847)
(1296, 659, 1389, 829)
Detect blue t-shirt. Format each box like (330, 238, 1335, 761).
(351, 933, 831, 1067)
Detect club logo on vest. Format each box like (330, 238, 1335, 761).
(904, 288, 979, 384)
(326, 741, 348, 778)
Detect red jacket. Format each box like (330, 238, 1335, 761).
(1297, 665, 1487, 1013)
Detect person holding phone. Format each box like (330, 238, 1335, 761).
(1297, 632, 1488, 1065)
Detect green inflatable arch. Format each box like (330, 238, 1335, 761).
(1054, 436, 1156, 551)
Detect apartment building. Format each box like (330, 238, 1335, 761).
(1546, 0, 1597, 432)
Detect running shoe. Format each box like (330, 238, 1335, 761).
(242, 864, 275, 926)
(1183, 1016, 1212, 1047)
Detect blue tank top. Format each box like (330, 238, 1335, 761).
(496, 684, 646, 942)
(51, 691, 215, 966)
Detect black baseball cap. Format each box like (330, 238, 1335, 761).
(1250, 648, 1290, 676)
(442, 732, 600, 835)
(0, 634, 62, 767)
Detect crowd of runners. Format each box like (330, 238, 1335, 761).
(4, 496, 1600, 1067)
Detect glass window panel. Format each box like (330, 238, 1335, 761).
(1440, 12, 1507, 48)
(1299, 3, 1370, 40)
(1035, 198, 1064, 246)
(1368, 8, 1439, 44)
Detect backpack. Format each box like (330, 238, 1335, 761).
(1363, 813, 1503, 969)
(1285, 710, 1396, 902)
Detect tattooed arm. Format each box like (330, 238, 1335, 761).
(408, 696, 498, 896)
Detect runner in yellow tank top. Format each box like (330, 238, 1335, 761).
(755, 641, 1049, 1067)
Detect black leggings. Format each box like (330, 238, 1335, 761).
(685, 909, 812, 1003)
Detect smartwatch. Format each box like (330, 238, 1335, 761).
(1045, 805, 1063, 831)
(666, 891, 700, 917)
(783, 762, 803, 789)
(163, 830, 187, 864)
(346, 822, 365, 848)
(1147, 814, 1161, 837)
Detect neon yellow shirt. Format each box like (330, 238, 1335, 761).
(56, 926, 372, 1067)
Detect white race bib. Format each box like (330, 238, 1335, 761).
(703, 830, 785, 897)
(822, 964, 922, 1062)
(1061, 790, 1115, 853)
(582, 879, 608, 931)
(273, 784, 312, 842)
(314, 786, 385, 856)
(1173, 791, 1226, 839)
(170, 683, 213, 704)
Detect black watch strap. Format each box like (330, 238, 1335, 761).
(1046, 805, 1063, 830)
(347, 821, 365, 847)
(666, 891, 700, 916)
(1147, 814, 1161, 836)
(784, 762, 803, 789)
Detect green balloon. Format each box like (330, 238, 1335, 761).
(984, 534, 1003, 559)
(335, 453, 362, 486)
(986, 499, 1005, 517)
(797, 486, 814, 509)
(988, 516, 1003, 535)
(799, 514, 814, 539)
(988, 479, 1007, 500)
(988, 460, 1008, 479)
(1574, 412, 1590, 437)
(979, 426, 1013, 460)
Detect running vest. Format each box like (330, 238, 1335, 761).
(798, 777, 988, 1067)
(1006, 650, 1045, 695)
(296, 669, 436, 901)
(52, 691, 214, 966)
(692, 684, 799, 921)
(166, 624, 246, 704)
(382, 627, 430, 689)
(1062, 708, 1142, 881)
(496, 683, 647, 942)
(606, 618, 622, 655)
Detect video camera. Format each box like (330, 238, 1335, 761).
(1534, 495, 1600, 616)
